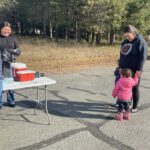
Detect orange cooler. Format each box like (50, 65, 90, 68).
(16, 70, 35, 82)
(11, 63, 27, 78)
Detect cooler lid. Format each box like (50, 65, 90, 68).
(11, 62, 27, 69)
(16, 70, 35, 74)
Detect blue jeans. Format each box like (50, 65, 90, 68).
(0, 80, 15, 106)
(2, 62, 15, 105)
(0, 79, 3, 106)
(6, 90, 15, 105)
(0, 59, 2, 106)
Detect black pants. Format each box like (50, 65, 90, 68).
(117, 100, 131, 113)
(132, 78, 140, 109)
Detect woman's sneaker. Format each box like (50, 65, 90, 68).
(132, 109, 138, 114)
(115, 113, 123, 121)
(123, 112, 130, 120)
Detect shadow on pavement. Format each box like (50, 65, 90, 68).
(16, 100, 116, 120)
(1, 100, 116, 123)
(0, 100, 50, 125)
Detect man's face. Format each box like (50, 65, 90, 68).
(1, 26, 12, 37)
(124, 32, 135, 41)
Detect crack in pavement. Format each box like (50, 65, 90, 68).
(15, 125, 135, 150)
(89, 126, 134, 150)
(66, 86, 108, 96)
(67, 86, 97, 95)
(46, 108, 134, 150)
(80, 74, 102, 78)
(13, 87, 150, 150)
(15, 127, 86, 150)
(15, 105, 134, 150)
(16, 101, 150, 150)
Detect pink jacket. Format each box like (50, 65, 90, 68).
(112, 76, 139, 101)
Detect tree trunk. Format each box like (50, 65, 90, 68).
(46, 26, 50, 36)
(75, 21, 78, 42)
(75, 22, 81, 43)
(65, 27, 69, 41)
(91, 31, 95, 43)
(15, 22, 19, 34)
(109, 30, 115, 45)
(20, 22, 24, 35)
(65, 0, 69, 41)
(43, 20, 46, 38)
(107, 32, 110, 43)
(96, 32, 101, 45)
(86, 31, 90, 42)
(49, 20, 53, 40)
(32, 24, 36, 35)
(55, 25, 58, 42)
(109, 25, 115, 45)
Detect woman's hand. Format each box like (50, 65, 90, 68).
(135, 71, 141, 78)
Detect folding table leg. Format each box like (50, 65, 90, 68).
(45, 85, 50, 125)
(34, 86, 40, 115)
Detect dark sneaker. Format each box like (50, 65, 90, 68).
(8, 103, 16, 107)
(0, 106, 2, 109)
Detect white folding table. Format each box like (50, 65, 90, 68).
(3, 77, 56, 125)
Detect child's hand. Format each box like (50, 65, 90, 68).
(135, 71, 141, 78)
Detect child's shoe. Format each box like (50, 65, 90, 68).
(123, 112, 130, 120)
(115, 113, 123, 121)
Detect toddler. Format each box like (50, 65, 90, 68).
(112, 68, 140, 121)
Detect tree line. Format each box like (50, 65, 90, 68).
(0, 0, 150, 44)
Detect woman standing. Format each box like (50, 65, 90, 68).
(119, 25, 148, 113)
(0, 21, 19, 108)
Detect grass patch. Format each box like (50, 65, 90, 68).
(16, 37, 149, 74)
